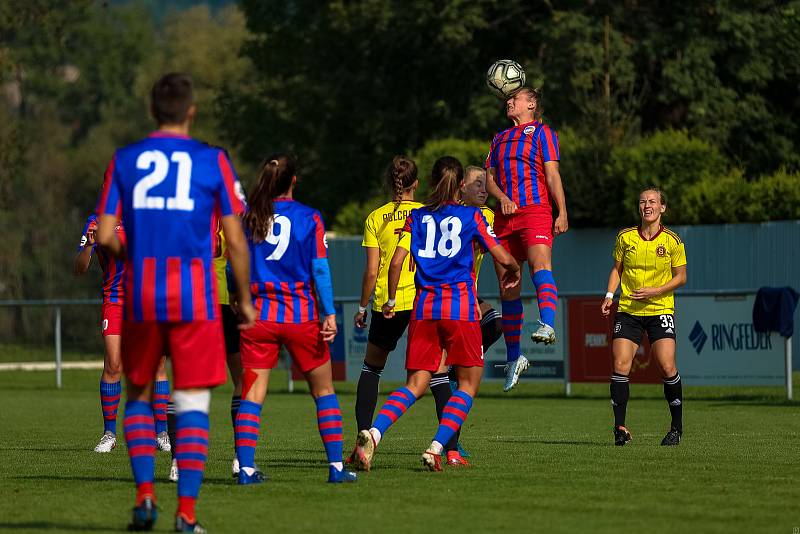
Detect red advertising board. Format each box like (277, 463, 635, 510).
(568, 297, 662, 384)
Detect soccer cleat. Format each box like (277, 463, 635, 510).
(328, 465, 358, 483)
(344, 443, 358, 466)
(456, 442, 471, 458)
(660, 428, 682, 446)
(127, 496, 157, 531)
(499, 355, 529, 392)
(531, 320, 556, 345)
(421, 450, 443, 472)
(354, 429, 375, 471)
(614, 425, 632, 446)
(446, 450, 470, 467)
(174, 514, 206, 533)
(157, 431, 171, 453)
(169, 459, 178, 482)
(237, 469, 268, 485)
(94, 431, 117, 453)
(231, 456, 240, 478)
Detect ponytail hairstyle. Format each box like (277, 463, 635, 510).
(386, 155, 418, 210)
(425, 156, 464, 211)
(244, 153, 296, 242)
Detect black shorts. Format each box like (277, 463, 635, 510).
(221, 304, 242, 354)
(612, 312, 676, 346)
(368, 309, 412, 352)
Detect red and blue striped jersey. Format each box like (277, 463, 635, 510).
(95, 132, 246, 322)
(77, 214, 126, 304)
(248, 199, 328, 323)
(486, 121, 560, 208)
(397, 203, 499, 321)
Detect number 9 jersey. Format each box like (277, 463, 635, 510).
(398, 202, 499, 321)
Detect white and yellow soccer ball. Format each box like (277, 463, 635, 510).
(486, 59, 526, 99)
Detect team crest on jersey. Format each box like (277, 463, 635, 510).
(656, 245, 666, 257)
(523, 125, 535, 135)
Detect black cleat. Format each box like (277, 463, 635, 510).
(127, 496, 157, 531)
(614, 425, 632, 446)
(175, 514, 206, 533)
(660, 428, 682, 446)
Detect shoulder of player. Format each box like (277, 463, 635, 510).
(661, 226, 683, 245)
(616, 226, 637, 239)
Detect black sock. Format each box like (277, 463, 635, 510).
(610, 372, 630, 428)
(480, 307, 504, 350)
(355, 362, 383, 431)
(663, 373, 683, 431)
(430, 373, 459, 452)
(166, 400, 176, 460)
(230, 395, 241, 448)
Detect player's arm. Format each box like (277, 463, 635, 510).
(601, 260, 624, 316)
(381, 247, 408, 319)
(311, 257, 337, 343)
(486, 167, 516, 215)
(544, 161, 568, 235)
(631, 265, 687, 300)
(74, 227, 96, 275)
(355, 247, 379, 328)
(487, 244, 520, 289)
(96, 215, 124, 259)
(221, 215, 256, 329)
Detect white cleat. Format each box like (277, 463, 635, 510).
(156, 431, 171, 452)
(497, 355, 530, 392)
(531, 320, 556, 345)
(355, 430, 376, 472)
(169, 458, 179, 482)
(93, 431, 117, 453)
(232, 456, 240, 478)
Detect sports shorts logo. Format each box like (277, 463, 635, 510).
(536, 235, 549, 241)
(656, 245, 666, 257)
(102, 319, 109, 331)
(614, 322, 621, 333)
(523, 125, 535, 135)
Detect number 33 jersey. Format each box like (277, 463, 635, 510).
(247, 198, 328, 323)
(95, 132, 246, 322)
(398, 202, 499, 321)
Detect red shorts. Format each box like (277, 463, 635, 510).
(101, 302, 123, 337)
(121, 320, 226, 389)
(240, 320, 330, 373)
(493, 205, 553, 261)
(406, 319, 484, 371)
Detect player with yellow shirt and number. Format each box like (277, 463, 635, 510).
(601, 187, 687, 447)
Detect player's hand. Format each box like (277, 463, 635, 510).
(86, 229, 96, 246)
(501, 268, 521, 290)
(320, 314, 337, 342)
(237, 299, 257, 330)
(630, 286, 659, 300)
(354, 309, 368, 329)
(601, 297, 613, 316)
(229, 294, 240, 316)
(499, 196, 517, 215)
(382, 302, 395, 319)
(554, 213, 569, 236)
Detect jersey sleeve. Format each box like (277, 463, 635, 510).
(671, 241, 687, 268)
(215, 150, 246, 217)
(396, 215, 412, 252)
(485, 134, 500, 169)
(95, 154, 122, 218)
(311, 211, 328, 259)
(473, 209, 500, 251)
(361, 212, 378, 248)
(538, 125, 560, 162)
(613, 233, 625, 262)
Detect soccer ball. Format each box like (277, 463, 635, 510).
(486, 59, 526, 99)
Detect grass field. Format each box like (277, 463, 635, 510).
(1, 369, 798, 534)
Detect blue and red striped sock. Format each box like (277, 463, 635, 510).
(100, 380, 122, 434)
(373, 387, 416, 437)
(175, 410, 209, 523)
(432, 391, 474, 448)
(501, 299, 524, 363)
(532, 270, 558, 327)
(123, 400, 156, 504)
(315, 394, 344, 465)
(153, 380, 170, 434)
(234, 400, 261, 470)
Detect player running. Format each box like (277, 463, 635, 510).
(354, 156, 520, 472)
(74, 217, 171, 454)
(601, 187, 687, 447)
(232, 154, 357, 485)
(96, 73, 255, 532)
(485, 87, 568, 391)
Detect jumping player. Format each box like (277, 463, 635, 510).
(601, 187, 687, 446)
(233, 154, 357, 484)
(96, 73, 255, 532)
(354, 156, 520, 472)
(75, 216, 171, 454)
(486, 87, 569, 392)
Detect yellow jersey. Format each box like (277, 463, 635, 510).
(473, 206, 495, 277)
(212, 220, 229, 306)
(614, 225, 687, 316)
(362, 200, 423, 312)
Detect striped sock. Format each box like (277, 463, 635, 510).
(532, 270, 558, 328)
(315, 394, 344, 465)
(432, 391, 474, 448)
(123, 400, 156, 504)
(176, 410, 209, 523)
(153, 380, 170, 434)
(234, 400, 261, 470)
(372, 387, 416, 436)
(100, 380, 122, 434)
(501, 299, 524, 363)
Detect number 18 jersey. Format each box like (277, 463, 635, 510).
(397, 202, 499, 321)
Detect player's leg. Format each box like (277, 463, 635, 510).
(430, 351, 454, 448)
(478, 298, 504, 351)
(495, 253, 530, 392)
(153, 356, 171, 452)
(356, 342, 390, 430)
(222, 304, 244, 476)
(610, 313, 642, 446)
(96, 332, 122, 452)
(527, 243, 558, 345)
(649, 315, 682, 445)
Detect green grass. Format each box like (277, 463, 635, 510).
(1, 370, 798, 533)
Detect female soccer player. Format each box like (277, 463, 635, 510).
(354, 156, 520, 472)
(233, 154, 357, 484)
(485, 87, 568, 392)
(601, 187, 687, 446)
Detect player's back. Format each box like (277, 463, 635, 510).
(248, 198, 326, 323)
